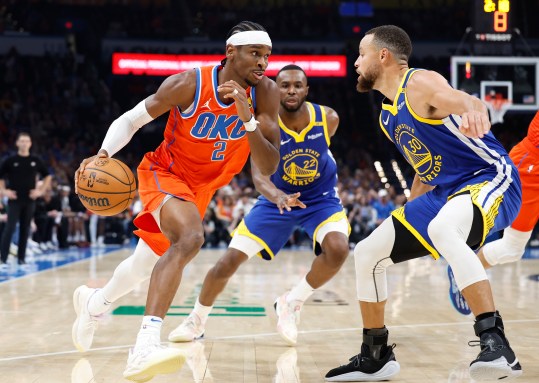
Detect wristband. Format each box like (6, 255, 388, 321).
(243, 114, 259, 132)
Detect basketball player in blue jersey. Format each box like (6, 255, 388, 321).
(168, 64, 350, 346)
(326, 26, 522, 382)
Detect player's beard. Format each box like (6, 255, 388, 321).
(356, 65, 380, 93)
(281, 96, 306, 113)
(245, 77, 258, 87)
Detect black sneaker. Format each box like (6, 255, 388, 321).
(469, 332, 522, 381)
(325, 344, 400, 382)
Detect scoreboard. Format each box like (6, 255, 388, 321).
(474, 0, 512, 43)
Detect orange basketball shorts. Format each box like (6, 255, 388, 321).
(133, 155, 215, 256)
(509, 137, 539, 232)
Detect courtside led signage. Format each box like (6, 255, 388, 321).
(112, 53, 347, 77)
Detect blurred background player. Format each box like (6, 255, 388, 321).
(449, 110, 539, 315)
(168, 65, 350, 346)
(325, 25, 522, 382)
(72, 21, 280, 382)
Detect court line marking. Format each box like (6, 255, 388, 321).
(1, 318, 537, 362)
(0, 246, 126, 285)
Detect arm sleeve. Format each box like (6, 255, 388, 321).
(100, 100, 154, 157)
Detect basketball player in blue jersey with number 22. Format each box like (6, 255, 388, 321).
(326, 26, 523, 382)
(167, 64, 351, 346)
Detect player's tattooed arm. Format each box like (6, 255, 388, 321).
(251, 157, 306, 214)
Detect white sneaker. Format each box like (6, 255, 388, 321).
(168, 313, 205, 342)
(123, 340, 186, 382)
(9, 243, 17, 256)
(72, 285, 99, 352)
(274, 292, 301, 346)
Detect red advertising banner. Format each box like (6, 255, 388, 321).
(112, 53, 347, 77)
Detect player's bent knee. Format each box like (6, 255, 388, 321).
(169, 230, 205, 259)
(322, 237, 349, 266)
(353, 240, 377, 270)
(212, 251, 246, 278)
(483, 233, 528, 266)
(426, 217, 446, 246)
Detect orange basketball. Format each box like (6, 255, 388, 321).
(77, 157, 136, 216)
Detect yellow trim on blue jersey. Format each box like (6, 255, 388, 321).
(380, 71, 409, 116)
(391, 207, 440, 260)
(231, 220, 275, 260)
(320, 105, 331, 146)
(378, 114, 393, 142)
(403, 69, 445, 125)
(278, 102, 318, 143)
(449, 182, 503, 248)
(378, 69, 411, 141)
(312, 210, 351, 253)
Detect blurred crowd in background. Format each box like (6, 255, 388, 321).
(1, 0, 538, 255)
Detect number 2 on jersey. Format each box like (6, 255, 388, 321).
(211, 141, 227, 161)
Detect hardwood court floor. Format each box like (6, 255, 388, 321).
(0, 247, 538, 383)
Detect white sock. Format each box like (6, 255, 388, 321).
(87, 289, 111, 316)
(135, 316, 162, 348)
(193, 298, 213, 325)
(287, 275, 315, 303)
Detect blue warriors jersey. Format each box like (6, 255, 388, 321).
(263, 102, 338, 203)
(379, 68, 513, 189)
(235, 101, 349, 260)
(380, 69, 521, 257)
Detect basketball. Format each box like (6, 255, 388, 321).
(77, 157, 136, 216)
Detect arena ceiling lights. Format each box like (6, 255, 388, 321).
(112, 53, 347, 77)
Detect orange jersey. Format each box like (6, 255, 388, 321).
(527, 110, 539, 146)
(508, 137, 539, 232)
(134, 65, 256, 255)
(147, 65, 254, 192)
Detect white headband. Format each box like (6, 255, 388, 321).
(226, 31, 272, 48)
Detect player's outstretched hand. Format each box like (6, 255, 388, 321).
(74, 150, 108, 194)
(276, 191, 306, 214)
(459, 111, 490, 139)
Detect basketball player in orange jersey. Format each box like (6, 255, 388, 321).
(168, 65, 350, 346)
(72, 21, 280, 382)
(448, 110, 539, 314)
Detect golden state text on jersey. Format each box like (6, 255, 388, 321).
(267, 102, 338, 203)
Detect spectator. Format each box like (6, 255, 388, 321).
(349, 194, 377, 244)
(202, 207, 219, 248)
(33, 189, 61, 249)
(0, 132, 51, 266)
(372, 189, 395, 226)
